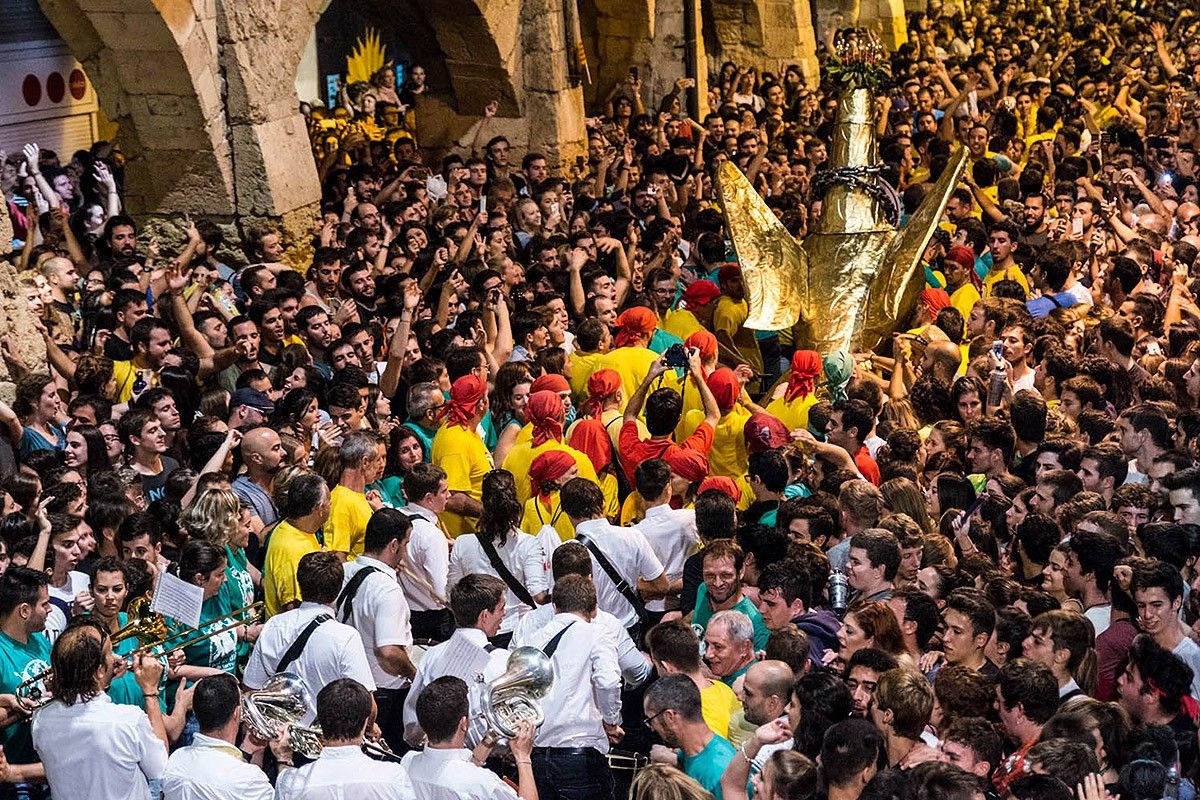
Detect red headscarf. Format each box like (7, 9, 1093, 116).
(568, 418, 613, 475)
(685, 330, 718, 363)
(529, 450, 577, 508)
(526, 390, 565, 446)
(440, 375, 487, 427)
(614, 307, 658, 348)
(530, 373, 570, 395)
(585, 369, 622, 419)
(663, 448, 709, 483)
(699, 476, 741, 504)
(920, 288, 951, 318)
(785, 350, 822, 402)
(707, 368, 740, 414)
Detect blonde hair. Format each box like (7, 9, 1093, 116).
(630, 764, 714, 800)
(179, 488, 242, 547)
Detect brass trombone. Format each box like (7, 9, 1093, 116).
(16, 600, 262, 710)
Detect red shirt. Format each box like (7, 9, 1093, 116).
(855, 445, 881, 485)
(618, 419, 715, 485)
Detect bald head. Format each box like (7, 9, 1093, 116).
(746, 659, 795, 700)
(922, 340, 962, 381)
(240, 427, 285, 476)
(1138, 213, 1169, 236)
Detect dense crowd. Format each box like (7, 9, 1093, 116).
(2, 0, 1200, 799)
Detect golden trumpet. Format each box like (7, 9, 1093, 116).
(16, 601, 262, 710)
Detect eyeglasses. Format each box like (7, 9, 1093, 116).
(645, 707, 670, 725)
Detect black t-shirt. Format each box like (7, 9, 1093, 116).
(139, 456, 180, 504)
(104, 334, 133, 362)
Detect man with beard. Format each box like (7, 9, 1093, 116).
(339, 261, 380, 326)
(112, 318, 180, 403)
(248, 303, 289, 367)
(690, 541, 770, 652)
(737, 660, 796, 776)
(304, 247, 343, 313)
(101, 214, 139, 267)
(296, 306, 336, 379)
(103, 289, 149, 362)
(234, 427, 286, 527)
(1020, 194, 1050, 249)
(218, 316, 266, 394)
(644, 674, 736, 799)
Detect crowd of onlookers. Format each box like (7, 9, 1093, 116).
(1, 0, 1200, 798)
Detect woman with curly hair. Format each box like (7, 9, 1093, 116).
(447, 470, 548, 647)
(179, 489, 261, 632)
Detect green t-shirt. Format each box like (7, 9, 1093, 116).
(221, 545, 255, 663)
(170, 594, 239, 675)
(0, 630, 52, 763)
(692, 583, 771, 651)
(680, 733, 737, 800)
(368, 475, 406, 509)
(106, 612, 167, 711)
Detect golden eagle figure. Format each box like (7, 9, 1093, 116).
(717, 86, 968, 354)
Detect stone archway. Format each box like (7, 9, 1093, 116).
(702, 0, 819, 87)
(38, 0, 236, 217)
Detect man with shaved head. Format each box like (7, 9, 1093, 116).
(737, 660, 797, 780)
(919, 339, 963, 384)
(233, 426, 285, 526)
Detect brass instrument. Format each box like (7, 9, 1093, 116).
(16, 601, 262, 711)
(476, 646, 555, 746)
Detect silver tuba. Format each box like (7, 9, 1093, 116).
(477, 646, 555, 746)
(240, 672, 324, 758)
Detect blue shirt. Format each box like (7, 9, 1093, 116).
(680, 733, 737, 799)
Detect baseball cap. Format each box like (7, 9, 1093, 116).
(229, 388, 275, 415)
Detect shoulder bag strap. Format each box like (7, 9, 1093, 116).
(479, 535, 539, 609)
(542, 621, 575, 658)
(335, 566, 380, 623)
(579, 536, 646, 619)
(275, 614, 332, 674)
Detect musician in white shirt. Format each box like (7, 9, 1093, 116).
(399, 464, 453, 641)
(511, 543, 651, 687)
(631, 459, 699, 615)
(31, 620, 169, 800)
(522, 575, 622, 800)
(403, 574, 510, 747)
(448, 471, 548, 646)
(336, 508, 416, 753)
(275, 678, 411, 800)
(161, 674, 274, 800)
(244, 552, 375, 724)
(560, 478, 668, 636)
(402, 676, 535, 800)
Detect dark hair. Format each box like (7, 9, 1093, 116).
(748, 449, 790, 492)
(967, 417, 1015, 464)
(315, 678, 373, 740)
(1132, 557, 1185, 602)
(67, 424, 111, 475)
(942, 717, 1004, 772)
(176, 539, 226, 585)
(280, 474, 328, 519)
(821, 718, 885, 788)
(646, 619, 702, 671)
(478, 470, 522, 546)
(1064, 529, 1123, 593)
(997, 658, 1060, 724)
(560, 476, 605, 520)
(833, 398, 875, 446)
(49, 618, 109, 706)
(944, 588, 996, 638)
(193, 673, 242, 732)
(635, 459, 672, 501)
(849, 529, 901, 581)
(792, 671, 854, 758)
(449, 573, 506, 628)
(403, 463, 446, 504)
(695, 489, 737, 542)
(297, 551, 344, 604)
(644, 673, 704, 721)
(363, 508, 412, 554)
(892, 589, 940, 650)
(644, 388, 684, 436)
(416, 675, 470, 743)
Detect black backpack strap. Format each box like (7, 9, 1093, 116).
(336, 566, 380, 623)
(479, 535, 539, 609)
(542, 622, 575, 658)
(276, 614, 332, 674)
(579, 536, 646, 620)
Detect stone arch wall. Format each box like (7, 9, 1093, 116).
(37, 0, 235, 216)
(577, 0, 655, 109)
(703, 0, 818, 88)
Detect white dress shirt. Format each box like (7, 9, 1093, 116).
(243, 602, 376, 724)
(340, 556, 413, 690)
(573, 518, 666, 627)
(523, 612, 622, 752)
(161, 732, 273, 800)
(401, 747, 518, 800)
(274, 745, 412, 799)
(402, 628, 509, 747)
(399, 504, 451, 612)
(447, 531, 547, 633)
(633, 505, 698, 612)
(512, 603, 651, 687)
(32, 692, 168, 800)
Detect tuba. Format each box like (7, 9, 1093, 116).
(477, 646, 555, 746)
(240, 672, 323, 759)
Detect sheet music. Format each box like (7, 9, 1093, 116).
(151, 571, 204, 628)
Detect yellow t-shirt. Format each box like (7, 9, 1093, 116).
(982, 264, 1029, 297)
(326, 485, 371, 557)
(262, 520, 322, 617)
(594, 346, 659, 407)
(432, 423, 494, 537)
(501, 440, 599, 504)
(683, 404, 753, 509)
(568, 350, 606, 404)
(713, 297, 764, 375)
(950, 283, 981, 323)
(765, 393, 817, 433)
(700, 678, 742, 740)
(662, 308, 705, 342)
(113, 360, 155, 403)
(521, 494, 575, 542)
